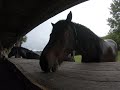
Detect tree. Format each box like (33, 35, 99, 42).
(20, 35, 27, 44)
(14, 36, 27, 47)
(103, 33, 120, 49)
(108, 0, 120, 33)
(106, 0, 120, 49)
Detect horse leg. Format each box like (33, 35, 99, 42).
(69, 52, 75, 62)
(81, 56, 90, 63)
(15, 53, 21, 58)
(71, 51, 75, 62)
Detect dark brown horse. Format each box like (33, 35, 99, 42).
(40, 11, 118, 72)
(8, 47, 40, 59)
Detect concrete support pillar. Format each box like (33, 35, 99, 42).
(0, 42, 9, 59)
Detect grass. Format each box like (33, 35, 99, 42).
(74, 51, 120, 63)
(74, 55, 81, 63)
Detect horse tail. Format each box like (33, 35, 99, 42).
(107, 46, 113, 55)
(107, 46, 117, 61)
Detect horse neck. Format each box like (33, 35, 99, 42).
(70, 23, 84, 53)
(71, 23, 102, 56)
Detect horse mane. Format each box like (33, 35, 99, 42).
(19, 47, 33, 52)
(70, 22, 103, 61)
(70, 22, 103, 47)
(54, 20, 101, 41)
(73, 22, 100, 41)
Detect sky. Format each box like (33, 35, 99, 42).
(22, 0, 112, 51)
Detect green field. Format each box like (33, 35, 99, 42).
(74, 51, 120, 63)
(74, 55, 81, 63)
(117, 51, 120, 61)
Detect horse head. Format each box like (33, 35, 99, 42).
(40, 11, 75, 72)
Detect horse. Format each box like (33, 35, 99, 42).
(64, 50, 80, 62)
(63, 53, 75, 62)
(40, 11, 118, 72)
(8, 47, 40, 59)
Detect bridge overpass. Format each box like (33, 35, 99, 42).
(1, 0, 87, 49)
(1, 0, 120, 90)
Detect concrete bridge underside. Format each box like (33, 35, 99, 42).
(1, 0, 87, 49)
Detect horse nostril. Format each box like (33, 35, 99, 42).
(51, 60, 58, 72)
(52, 66, 57, 72)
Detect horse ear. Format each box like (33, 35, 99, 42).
(66, 11, 72, 21)
(51, 23, 55, 27)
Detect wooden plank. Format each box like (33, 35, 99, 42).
(9, 58, 120, 90)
